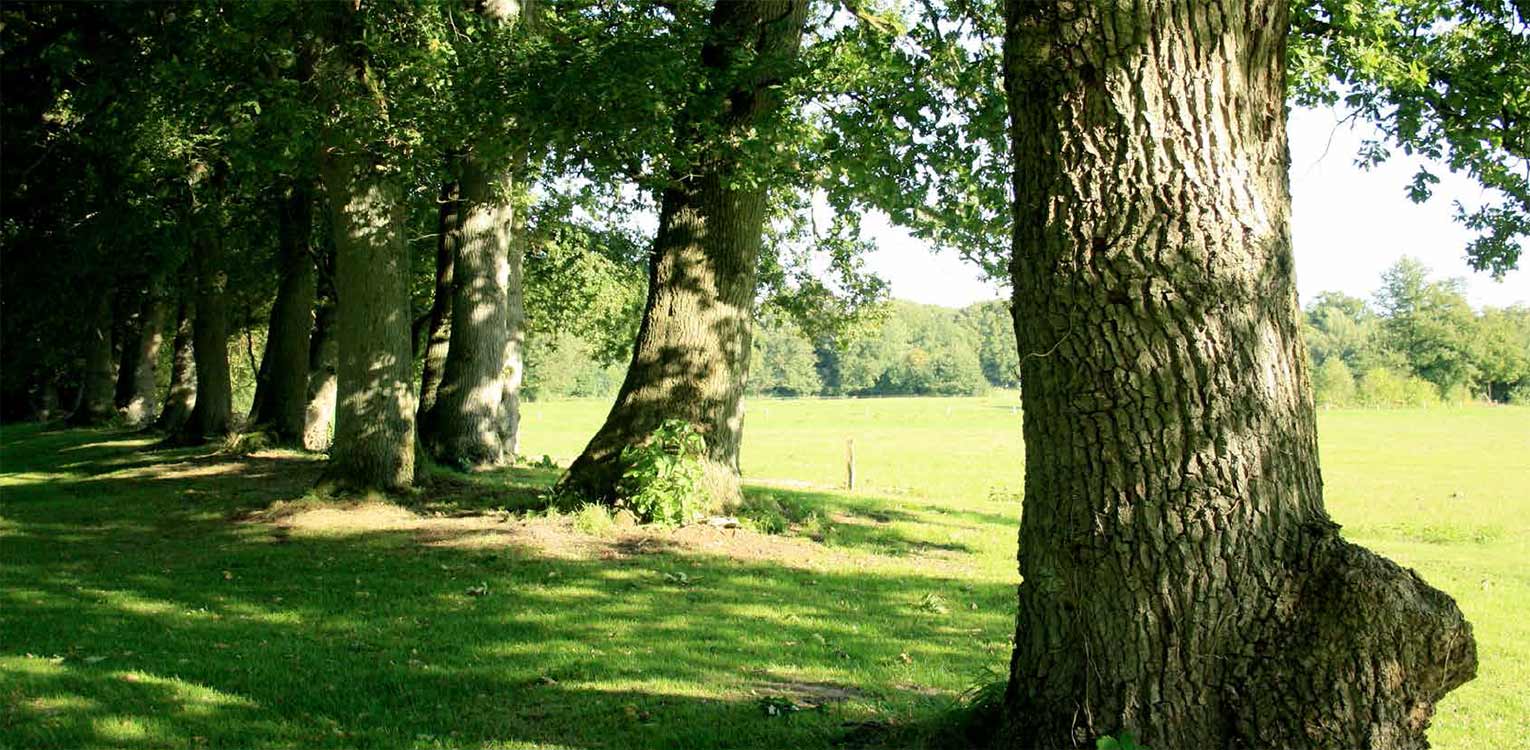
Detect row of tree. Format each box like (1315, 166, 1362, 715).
(1306, 258, 1530, 406)
(536, 255, 1530, 406)
(527, 298, 1016, 400)
(6, 0, 1527, 746)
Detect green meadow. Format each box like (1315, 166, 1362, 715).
(2, 394, 1526, 749)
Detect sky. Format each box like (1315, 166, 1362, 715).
(860, 105, 1530, 311)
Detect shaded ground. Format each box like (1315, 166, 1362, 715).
(0, 425, 1013, 750)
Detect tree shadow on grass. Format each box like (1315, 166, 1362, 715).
(0, 426, 1015, 750)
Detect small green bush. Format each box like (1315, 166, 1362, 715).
(616, 420, 707, 526)
(739, 495, 791, 534)
(572, 504, 616, 536)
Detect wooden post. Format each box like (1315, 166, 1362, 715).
(845, 438, 856, 491)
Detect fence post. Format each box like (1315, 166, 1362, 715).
(845, 438, 856, 491)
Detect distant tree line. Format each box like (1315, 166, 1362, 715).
(521, 297, 1019, 400)
(525, 256, 1530, 406)
(1306, 258, 1530, 407)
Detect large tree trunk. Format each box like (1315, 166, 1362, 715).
(176, 217, 234, 441)
(994, 2, 1476, 748)
(68, 291, 117, 426)
(302, 299, 338, 452)
(559, 0, 809, 504)
(419, 157, 521, 469)
(249, 184, 317, 442)
(320, 148, 416, 489)
(155, 299, 196, 432)
(120, 285, 168, 428)
(416, 177, 459, 416)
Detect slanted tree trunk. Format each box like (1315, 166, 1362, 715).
(69, 291, 117, 426)
(120, 285, 168, 428)
(249, 184, 317, 442)
(559, 0, 809, 503)
(303, 299, 338, 452)
(176, 214, 233, 441)
(500, 211, 526, 457)
(320, 148, 416, 488)
(417, 177, 459, 416)
(113, 287, 143, 410)
(993, 2, 1476, 748)
(155, 299, 196, 432)
(419, 158, 521, 468)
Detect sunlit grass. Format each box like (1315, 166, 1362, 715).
(1, 398, 1526, 749)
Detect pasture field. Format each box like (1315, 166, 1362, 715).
(1, 394, 1525, 749)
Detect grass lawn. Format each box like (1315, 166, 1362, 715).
(1, 393, 1526, 749)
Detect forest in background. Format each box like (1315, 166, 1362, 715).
(64, 255, 1527, 415)
(527, 256, 1530, 405)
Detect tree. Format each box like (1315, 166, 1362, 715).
(1375, 257, 1480, 397)
(155, 298, 197, 433)
(315, 6, 419, 490)
(248, 183, 318, 442)
(68, 292, 118, 426)
(748, 314, 823, 397)
(559, 0, 812, 504)
(415, 177, 458, 417)
(419, 1, 532, 469)
(1474, 305, 1530, 402)
(1312, 357, 1357, 407)
(174, 179, 235, 442)
(961, 300, 1020, 389)
(995, 1, 1475, 747)
(120, 283, 169, 427)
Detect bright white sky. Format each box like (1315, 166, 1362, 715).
(861, 105, 1530, 311)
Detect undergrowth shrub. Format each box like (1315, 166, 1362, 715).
(573, 503, 616, 536)
(737, 492, 833, 540)
(616, 419, 707, 525)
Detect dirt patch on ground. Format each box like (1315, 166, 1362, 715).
(255, 500, 902, 570)
(747, 677, 868, 707)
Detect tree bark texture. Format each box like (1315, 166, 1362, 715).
(303, 299, 338, 452)
(249, 184, 318, 442)
(559, 0, 809, 503)
(320, 149, 416, 489)
(69, 291, 117, 426)
(155, 299, 196, 432)
(120, 285, 168, 428)
(419, 158, 523, 469)
(177, 214, 234, 441)
(995, 2, 1476, 748)
(417, 177, 459, 417)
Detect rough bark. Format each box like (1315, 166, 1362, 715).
(176, 215, 234, 441)
(155, 299, 196, 432)
(559, 0, 809, 503)
(419, 158, 522, 469)
(249, 184, 318, 442)
(994, 2, 1476, 749)
(417, 177, 459, 416)
(121, 286, 168, 428)
(303, 299, 338, 452)
(68, 291, 117, 426)
(320, 148, 416, 489)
